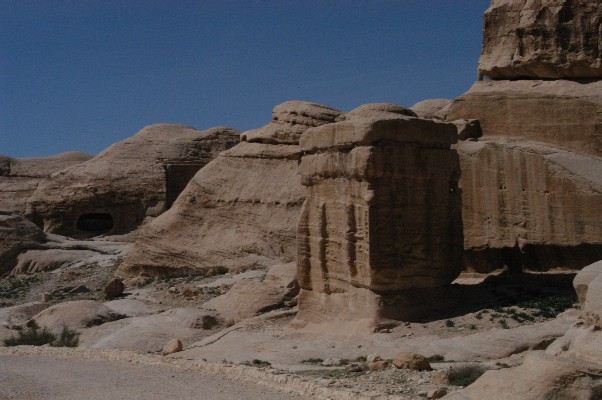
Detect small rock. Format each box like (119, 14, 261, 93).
(392, 353, 431, 371)
(368, 360, 391, 371)
(427, 388, 448, 399)
(162, 338, 183, 355)
(41, 292, 53, 302)
(322, 357, 342, 366)
(284, 298, 298, 307)
(104, 278, 125, 299)
(366, 354, 381, 363)
(431, 369, 449, 385)
(347, 363, 364, 372)
(168, 286, 178, 294)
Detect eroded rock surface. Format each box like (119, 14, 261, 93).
(459, 138, 602, 272)
(294, 107, 463, 329)
(478, 0, 602, 80)
(117, 102, 342, 278)
(0, 152, 92, 215)
(25, 124, 239, 238)
(0, 215, 45, 275)
(447, 79, 602, 157)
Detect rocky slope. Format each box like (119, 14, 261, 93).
(25, 124, 239, 238)
(116, 102, 342, 278)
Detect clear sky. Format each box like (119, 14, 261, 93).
(1, 0, 490, 158)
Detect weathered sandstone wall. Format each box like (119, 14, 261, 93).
(25, 124, 239, 238)
(294, 108, 463, 329)
(116, 101, 342, 278)
(479, 0, 602, 80)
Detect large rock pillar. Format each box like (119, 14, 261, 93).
(294, 115, 463, 331)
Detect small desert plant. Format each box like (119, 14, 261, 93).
(3, 323, 79, 347)
(448, 364, 488, 386)
(302, 358, 324, 365)
(498, 319, 509, 329)
(445, 319, 455, 327)
(427, 354, 445, 363)
(251, 359, 271, 368)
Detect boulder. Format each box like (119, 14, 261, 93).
(443, 353, 602, 400)
(478, 0, 602, 80)
(294, 107, 462, 328)
(392, 353, 431, 370)
(25, 124, 239, 238)
(80, 308, 218, 352)
(201, 280, 286, 323)
(117, 101, 341, 278)
(574, 260, 602, 305)
(410, 99, 452, 120)
(459, 138, 602, 272)
(104, 278, 125, 299)
(30, 300, 123, 334)
(0, 302, 50, 329)
(263, 262, 299, 298)
(0, 152, 92, 215)
(162, 338, 183, 355)
(0, 214, 45, 274)
(447, 80, 602, 157)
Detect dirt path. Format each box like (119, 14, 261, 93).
(0, 350, 304, 400)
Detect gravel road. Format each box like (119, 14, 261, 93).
(0, 353, 304, 400)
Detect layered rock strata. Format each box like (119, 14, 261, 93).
(116, 102, 342, 278)
(459, 138, 602, 272)
(294, 110, 462, 329)
(446, 79, 602, 157)
(0, 152, 92, 215)
(25, 124, 239, 238)
(478, 0, 602, 80)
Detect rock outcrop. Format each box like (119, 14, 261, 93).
(294, 106, 462, 329)
(25, 124, 239, 238)
(459, 138, 602, 272)
(447, 80, 602, 157)
(0, 215, 45, 275)
(478, 0, 602, 80)
(0, 152, 92, 215)
(116, 102, 342, 278)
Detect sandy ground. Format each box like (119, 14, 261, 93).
(0, 349, 305, 400)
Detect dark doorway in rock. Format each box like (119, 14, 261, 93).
(164, 163, 203, 208)
(76, 213, 114, 234)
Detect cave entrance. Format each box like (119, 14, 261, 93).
(164, 163, 203, 208)
(76, 213, 114, 234)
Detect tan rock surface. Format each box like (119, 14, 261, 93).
(574, 260, 602, 305)
(31, 300, 124, 334)
(26, 124, 239, 238)
(478, 0, 602, 80)
(392, 353, 431, 370)
(162, 338, 183, 355)
(117, 101, 340, 278)
(443, 352, 602, 400)
(410, 99, 452, 120)
(0, 152, 92, 215)
(459, 138, 602, 271)
(295, 110, 463, 328)
(447, 79, 602, 156)
(0, 214, 45, 274)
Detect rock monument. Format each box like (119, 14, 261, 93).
(294, 105, 463, 330)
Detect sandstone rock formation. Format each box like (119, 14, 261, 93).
(0, 152, 92, 215)
(30, 300, 124, 334)
(294, 106, 463, 329)
(0, 215, 45, 275)
(447, 80, 602, 156)
(409, 99, 452, 120)
(459, 138, 602, 272)
(25, 124, 239, 238)
(478, 0, 602, 80)
(116, 102, 342, 278)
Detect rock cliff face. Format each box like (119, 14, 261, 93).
(116, 102, 342, 278)
(294, 106, 463, 329)
(0, 215, 45, 275)
(459, 138, 602, 272)
(478, 0, 602, 80)
(25, 124, 239, 238)
(446, 79, 602, 157)
(0, 152, 92, 215)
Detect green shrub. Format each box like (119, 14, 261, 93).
(448, 364, 488, 386)
(3, 323, 79, 347)
(445, 319, 455, 327)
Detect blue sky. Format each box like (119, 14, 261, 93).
(1, 1, 490, 158)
